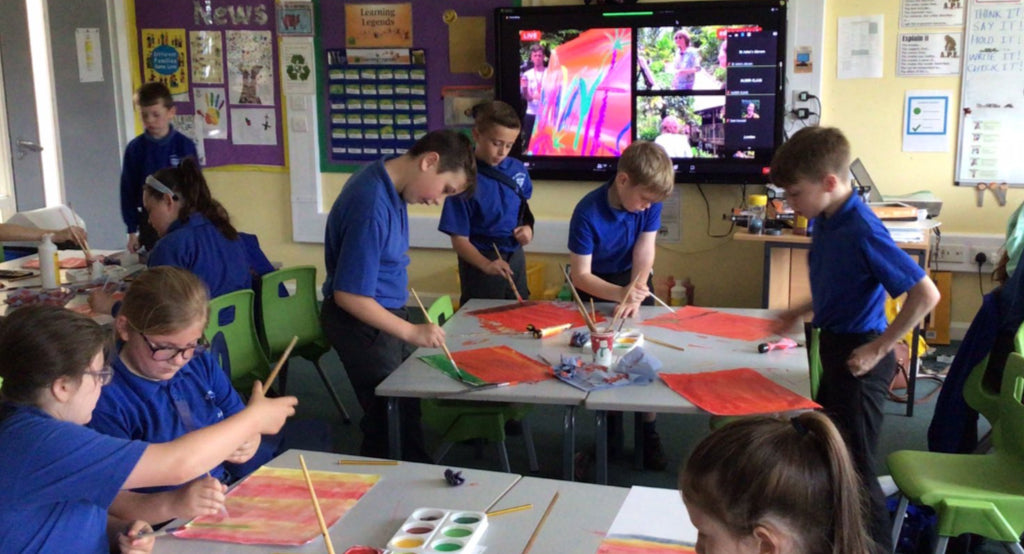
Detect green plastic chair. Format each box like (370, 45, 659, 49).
(258, 266, 351, 423)
(205, 289, 270, 394)
(887, 352, 1024, 554)
(420, 295, 538, 473)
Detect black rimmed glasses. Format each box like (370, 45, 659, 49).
(84, 366, 114, 386)
(128, 320, 209, 361)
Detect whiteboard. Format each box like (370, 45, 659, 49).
(956, 0, 1024, 187)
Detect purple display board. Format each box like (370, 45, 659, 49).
(317, 0, 510, 171)
(132, 0, 285, 168)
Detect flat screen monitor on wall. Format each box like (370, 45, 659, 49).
(495, 0, 787, 184)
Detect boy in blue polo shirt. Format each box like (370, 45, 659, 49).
(770, 126, 939, 553)
(120, 82, 197, 254)
(568, 140, 675, 472)
(439, 100, 534, 305)
(321, 130, 476, 461)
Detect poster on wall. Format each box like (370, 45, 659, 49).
(76, 28, 103, 83)
(278, 2, 315, 36)
(141, 28, 189, 98)
(172, 114, 206, 165)
(231, 108, 278, 145)
(344, 3, 413, 47)
(897, 32, 961, 76)
(281, 38, 315, 95)
(189, 30, 224, 84)
(900, 0, 964, 28)
(194, 87, 228, 140)
(226, 31, 275, 105)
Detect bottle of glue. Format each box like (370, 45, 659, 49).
(39, 233, 60, 290)
(670, 278, 687, 307)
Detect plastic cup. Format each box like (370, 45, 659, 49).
(591, 330, 616, 367)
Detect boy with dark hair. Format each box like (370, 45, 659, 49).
(569, 140, 675, 471)
(120, 82, 197, 254)
(321, 129, 476, 461)
(770, 126, 940, 553)
(439, 100, 534, 305)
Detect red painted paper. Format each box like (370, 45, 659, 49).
(21, 257, 88, 269)
(172, 466, 379, 545)
(468, 301, 602, 334)
(451, 345, 554, 384)
(661, 368, 820, 415)
(642, 307, 772, 341)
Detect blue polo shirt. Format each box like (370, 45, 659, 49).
(810, 193, 925, 334)
(568, 181, 663, 274)
(438, 157, 531, 253)
(148, 212, 252, 298)
(120, 127, 197, 233)
(0, 403, 147, 553)
(88, 351, 247, 491)
(323, 159, 409, 309)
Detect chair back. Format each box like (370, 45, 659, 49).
(259, 266, 324, 356)
(206, 289, 270, 390)
(999, 352, 1024, 457)
(427, 295, 455, 326)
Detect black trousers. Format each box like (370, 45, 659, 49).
(817, 330, 895, 554)
(320, 299, 429, 462)
(458, 245, 530, 307)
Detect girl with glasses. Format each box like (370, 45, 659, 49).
(0, 304, 296, 553)
(87, 266, 279, 528)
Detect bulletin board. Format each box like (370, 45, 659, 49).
(129, 0, 286, 169)
(315, 0, 513, 172)
(955, 0, 1024, 187)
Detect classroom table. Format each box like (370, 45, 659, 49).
(585, 305, 810, 484)
(153, 449, 631, 553)
(376, 298, 590, 480)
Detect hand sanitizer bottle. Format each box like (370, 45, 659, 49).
(39, 234, 60, 290)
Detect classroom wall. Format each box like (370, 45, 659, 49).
(203, 0, 1006, 331)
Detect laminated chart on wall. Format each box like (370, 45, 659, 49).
(325, 48, 428, 162)
(171, 466, 380, 545)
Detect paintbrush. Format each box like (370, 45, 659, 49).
(410, 288, 469, 382)
(607, 275, 643, 332)
(492, 243, 524, 303)
(437, 379, 523, 398)
(560, 266, 597, 332)
(299, 454, 336, 554)
(59, 207, 92, 260)
(263, 335, 298, 391)
(133, 525, 186, 540)
(649, 292, 675, 312)
(522, 491, 559, 553)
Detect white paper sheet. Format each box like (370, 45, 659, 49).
(605, 486, 697, 545)
(838, 15, 884, 79)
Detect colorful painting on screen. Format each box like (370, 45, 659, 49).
(172, 466, 379, 545)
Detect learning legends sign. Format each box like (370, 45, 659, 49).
(345, 3, 413, 47)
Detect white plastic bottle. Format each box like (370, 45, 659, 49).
(39, 233, 60, 290)
(670, 278, 687, 307)
(91, 259, 105, 281)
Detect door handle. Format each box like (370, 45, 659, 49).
(16, 138, 43, 159)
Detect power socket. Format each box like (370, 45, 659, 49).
(792, 90, 811, 106)
(794, 108, 811, 119)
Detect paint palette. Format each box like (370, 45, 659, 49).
(613, 329, 644, 354)
(384, 507, 488, 553)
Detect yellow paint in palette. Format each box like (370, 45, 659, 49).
(385, 507, 489, 553)
(613, 329, 644, 353)
(393, 537, 424, 548)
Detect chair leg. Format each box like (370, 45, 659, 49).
(1006, 540, 1024, 554)
(892, 495, 909, 554)
(433, 441, 454, 464)
(933, 535, 948, 554)
(313, 359, 352, 424)
(496, 441, 511, 473)
(522, 418, 539, 472)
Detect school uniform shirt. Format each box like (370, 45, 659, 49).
(88, 351, 246, 491)
(568, 180, 663, 275)
(119, 126, 197, 234)
(809, 193, 925, 335)
(148, 212, 253, 298)
(438, 156, 532, 253)
(323, 158, 409, 309)
(0, 403, 147, 553)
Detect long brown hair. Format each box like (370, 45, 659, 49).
(147, 157, 239, 240)
(680, 412, 873, 554)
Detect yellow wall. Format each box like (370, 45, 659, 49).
(207, 0, 1005, 327)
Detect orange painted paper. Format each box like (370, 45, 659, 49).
(450, 345, 554, 384)
(21, 257, 88, 269)
(172, 466, 379, 545)
(468, 301, 602, 334)
(643, 307, 772, 341)
(661, 368, 820, 416)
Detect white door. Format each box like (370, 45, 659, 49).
(0, 0, 44, 221)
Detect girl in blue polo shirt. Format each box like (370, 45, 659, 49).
(88, 266, 273, 526)
(0, 305, 296, 553)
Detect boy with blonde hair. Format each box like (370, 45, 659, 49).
(770, 126, 939, 553)
(439, 100, 534, 305)
(569, 140, 675, 471)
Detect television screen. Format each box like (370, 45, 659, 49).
(495, 1, 786, 184)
